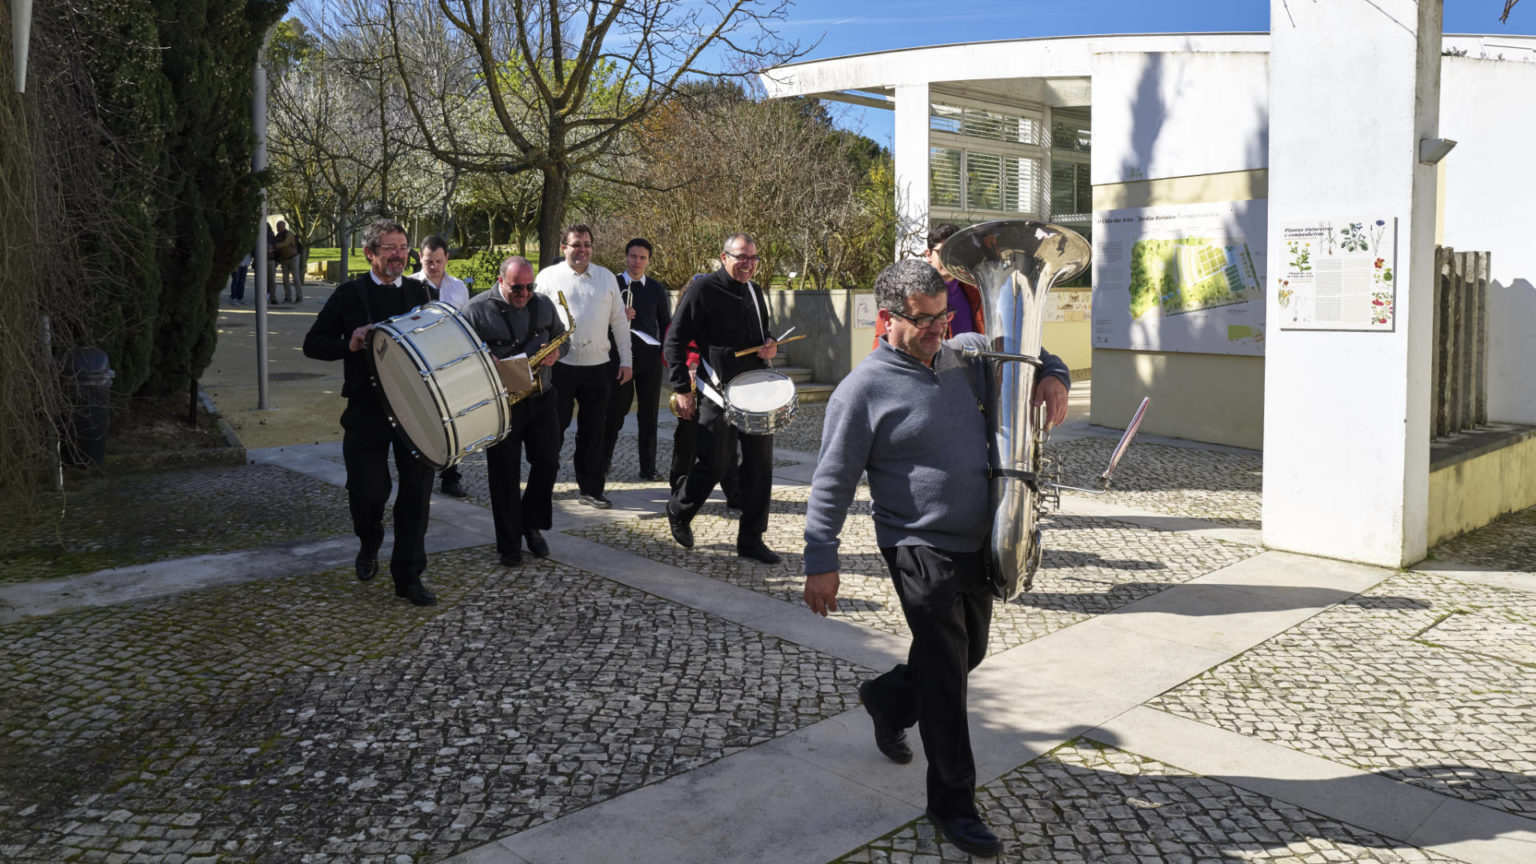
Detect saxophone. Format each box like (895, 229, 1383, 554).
(940, 220, 1146, 600)
(507, 291, 575, 406)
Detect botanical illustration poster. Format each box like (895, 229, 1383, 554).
(1091, 200, 1268, 356)
(1276, 217, 1397, 331)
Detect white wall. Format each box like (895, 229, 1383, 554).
(1262, 0, 1442, 568)
(1092, 51, 1270, 184)
(1439, 56, 1536, 425)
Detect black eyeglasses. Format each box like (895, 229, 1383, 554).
(724, 251, 761, 263)
(892, 307, 956, 329)
(506, 282, 535, 293)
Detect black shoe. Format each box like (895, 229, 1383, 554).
(441, 476, 468, 498)
(637, 470, 660, 482)
(857, 680, 913, 764)
(736, 539, 781, 564)
(925, 811, 1002, 858)
(523, 528, 550, 558)
(395, 580, 437, 606)
(579, 492, 613, 509)
(725, 496, 743, 511)
(355, 552, 379, 582)
(499, 551, 522, 567)
(667, 507, 693, 549)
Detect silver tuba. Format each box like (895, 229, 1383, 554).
(941, 219, 1146, 601)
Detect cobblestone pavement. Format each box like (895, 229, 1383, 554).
(1052, 436, 1263, 529)
(1149, 570, 1536, 819)
(568, 485, 1261, 651)
(839, 740, 1460, 863)
(0, 547, 866, 864)
(0, 464, 354, 585)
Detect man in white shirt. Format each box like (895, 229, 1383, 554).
(412, 235, 473, 498)
(535, 224, 632, 508)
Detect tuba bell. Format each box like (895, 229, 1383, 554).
(941, 220, 1146, 601)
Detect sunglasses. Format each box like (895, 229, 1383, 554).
(506, 282, 535, 293)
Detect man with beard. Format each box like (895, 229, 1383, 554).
(303, 218, 438, 606)
(458, 256, 567, 566)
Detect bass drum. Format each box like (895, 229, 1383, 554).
(723, 369, 797, 435)
(369, 301, 509, 469)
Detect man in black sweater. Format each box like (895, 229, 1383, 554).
(601, 237, 671, 482)
(457, 256, 567, 566)
(662, 233, 781, 564)
(302, 218, 438, 607)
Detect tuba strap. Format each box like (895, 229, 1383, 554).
(991, 467, 1040, 489)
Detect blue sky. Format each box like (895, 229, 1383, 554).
(766, 0, 1535, 146)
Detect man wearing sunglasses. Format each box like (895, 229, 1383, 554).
(663, 233, 781, 564)
(801, 258, 1068, 858)
(459, 256, 568, 566)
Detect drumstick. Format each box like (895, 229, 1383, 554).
(734, 332, 807, 357)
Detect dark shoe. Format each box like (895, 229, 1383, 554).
(355, 552, 378, 582)
(524, 528, 550, 558)
(925, 811, 1002, 858)
(579, 492, 613, 509)
(667, 507, 694, 549)
(637, 470, 660, 482)
(736, 539, 781, 565)
(499, 551, 522, 567)
(725, 496, 743, 511)
(858, 680, 912, 764)
(441, 476, 468, 498)
(395, 580, 437, 606)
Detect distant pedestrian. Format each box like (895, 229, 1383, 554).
(272, 220, 304, 304)
(229, 253, 252, 305)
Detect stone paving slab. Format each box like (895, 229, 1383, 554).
(837, 739, 1462, 862)
(0, 546, 867, 864)
(1149, 570, 1536, 820)
(1424, 505, 1536, 573)
(567, 483, 1262, 652)
(0, 463, 355, 585)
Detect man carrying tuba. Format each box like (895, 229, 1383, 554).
(802, 258, 1068, 858)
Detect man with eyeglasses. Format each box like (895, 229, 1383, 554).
(872, 222, 985, 349)
(303, 218, 439, 607)
(459, 256, 568, 566)
(535, 224, 631, 509)
(663, 233, 781, 564)
(801, 258, 1068, 858)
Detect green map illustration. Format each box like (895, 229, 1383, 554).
(1127, 237, 1258, 319)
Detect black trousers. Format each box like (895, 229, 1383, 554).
(669, 411, 770, 544)
(864, 545, 992, 820)
(602, 344, 663, 477)
(554, 362, 612, 497)
(340, 400, 434, 587)
(485, 393, 560, 557)
(669, 416, 740, 502)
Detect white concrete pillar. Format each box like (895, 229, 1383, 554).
(1262, 0, 1443, 567)
(892, 82, 930, 259)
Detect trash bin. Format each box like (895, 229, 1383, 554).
(60, 347, 114, 467)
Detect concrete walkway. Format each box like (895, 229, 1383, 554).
(0, 287, 1532, 863)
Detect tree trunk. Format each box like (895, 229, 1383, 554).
(535, 164, 567, 268)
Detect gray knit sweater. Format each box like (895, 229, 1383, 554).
(802, 333, 1069, 575)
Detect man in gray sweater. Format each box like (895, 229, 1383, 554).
(802, 258, 1068, 858)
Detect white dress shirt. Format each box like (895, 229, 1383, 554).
(535, 260, 632, 367)
(412, 270, 470, 309)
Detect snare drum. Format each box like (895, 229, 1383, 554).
(369, 301, 509, 468)
(723, 369, 797, 435)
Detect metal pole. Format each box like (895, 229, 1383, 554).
(253, 31, 271, 410)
